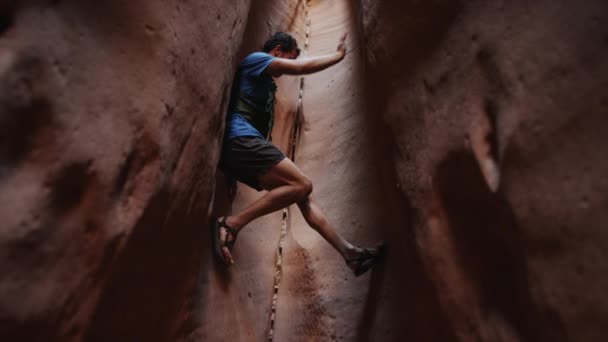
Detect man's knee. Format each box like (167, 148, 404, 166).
(295, 177, 313, 200)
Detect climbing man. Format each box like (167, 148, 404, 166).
(211, 32, 383, 276)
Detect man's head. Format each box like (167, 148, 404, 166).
(262, 32, 300, 59)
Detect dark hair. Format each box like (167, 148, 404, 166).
(262, 32, 300, 56)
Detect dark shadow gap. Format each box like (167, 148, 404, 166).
(0, 1, 15, 35)
(435, 150, 567, 341)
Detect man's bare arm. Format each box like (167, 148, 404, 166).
(266, 33, 347, 76)
(266, 53, 344, 76)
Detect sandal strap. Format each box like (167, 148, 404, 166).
(346, 250, 370, 265)
(219, 217, 239, 236)
(346, 247, 381, 266)
(345, 243, 386, 276)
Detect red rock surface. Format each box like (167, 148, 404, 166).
(1, 0, 607, 341)
(217, 0, 455, 341)
(362, 0, 608, 340)
(0, 1, 250, 340)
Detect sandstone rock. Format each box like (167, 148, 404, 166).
(361, 0, 608, 340)
(0, 1, 249, 340)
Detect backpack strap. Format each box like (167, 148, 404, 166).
(233, 80, 277, 140)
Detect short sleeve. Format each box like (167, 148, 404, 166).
(241, 52, 276, 77)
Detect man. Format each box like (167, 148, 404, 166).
(212, 32, 383, 276)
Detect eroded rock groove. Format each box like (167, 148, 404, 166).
(266, 1, 311, 340)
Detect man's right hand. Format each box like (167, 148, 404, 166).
(266, 32, 350, 76)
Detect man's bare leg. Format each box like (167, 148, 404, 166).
(218, 158, 360, 264)
(222, 158, 310, 228)
(218, 158, 311, 263)
(297, 197, 360, 261)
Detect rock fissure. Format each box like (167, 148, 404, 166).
(266, 2, 310, 341)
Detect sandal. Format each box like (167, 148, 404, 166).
(210, 217, 239, 265)
(346, 243, 386, 277)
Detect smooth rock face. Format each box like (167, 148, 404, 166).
(0, 1, 250, 340)
(2, 0, 607, 341)
(200, 2, 307, 341)
(361, 0, 608, 340)
(220, 0, 455, 341)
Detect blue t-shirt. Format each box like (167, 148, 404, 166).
(225, 52, 276, 140)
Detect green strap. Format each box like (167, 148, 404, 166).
(234, 81, 277, 140)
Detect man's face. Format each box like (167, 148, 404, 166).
(283, 49, 299, 60)
(275, 48, 299, 59)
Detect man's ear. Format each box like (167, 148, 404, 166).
(272, 45, 282, 56)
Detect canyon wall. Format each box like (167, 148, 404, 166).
(199, 2, 306, 341)
(0, 1, 251, 340)
(361, 0, 608, 340)
(211, 0, 455, 340)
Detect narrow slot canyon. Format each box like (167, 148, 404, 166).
(1, 0, 607, 341)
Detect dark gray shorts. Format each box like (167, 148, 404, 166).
(219, 136, 286, 191)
